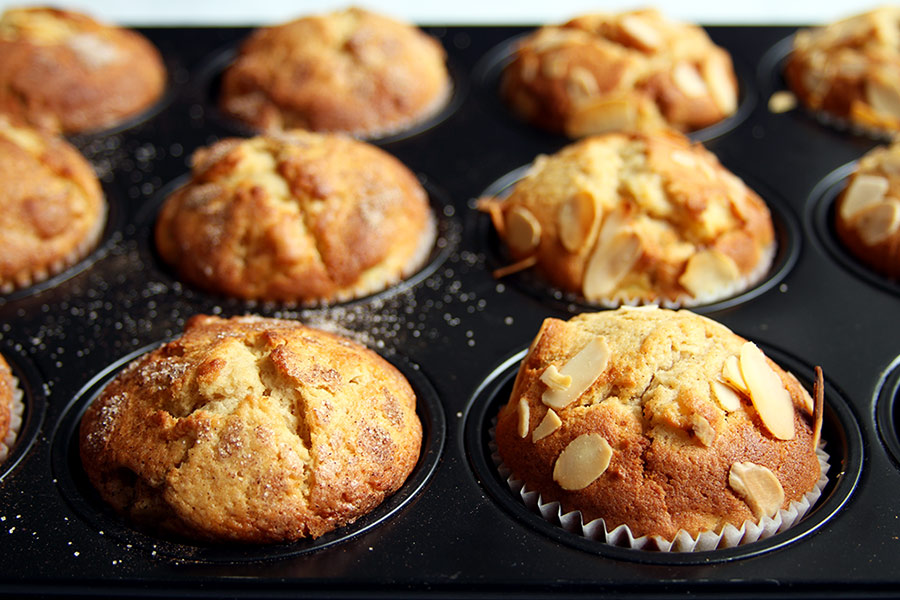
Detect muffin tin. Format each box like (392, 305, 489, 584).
(1, 22, 899, 597)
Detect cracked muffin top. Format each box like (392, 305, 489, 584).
(79, 314, 423, 543)
(494, 307, 823, 542)
(220, 7, 450, 137)
(479, 130, 775, 307)
(0, 116, 106, 293)
(0, 6, 166, 134)
(785, 7, 900, 135)
(154, 130, 436, 304)
(501, 8, 738, 137)
(834, 139, 900, 279)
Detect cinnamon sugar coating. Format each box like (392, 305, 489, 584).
(79, 315, 422, 542)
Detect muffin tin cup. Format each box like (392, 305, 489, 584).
(49, 340, 446, 563)
(464, 344, 863, 565)
(876, 357, 900, 470)
(474, 165, 800, 315)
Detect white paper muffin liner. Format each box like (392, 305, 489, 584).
(0, 376, 24, 464)
(490, 424, 831, 552)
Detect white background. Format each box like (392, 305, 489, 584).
(0, 1, 880, 26)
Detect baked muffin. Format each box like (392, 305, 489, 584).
(834, 140, 900, 279)
(0, 116, 106, 293)
(79, 314, 423, 543)
(495, 307, 824, 544)
(479, 130, 775, 306)
(500, 9, 738, 137)
(220, 7, 450, 137)
(785, 7, 900, 135)
(0, 6, 166, 134)
(155, 130, 436, 304)
(0, 353, 24, 464)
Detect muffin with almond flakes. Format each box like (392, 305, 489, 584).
(834, 140, 900, 279)
(494, 307, 826, 549)
(501, 8, 738, 137)
(785, 7, 900, 135)
(479, 130, 774, 307)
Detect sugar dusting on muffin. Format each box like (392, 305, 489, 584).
(155, 130, 436, 304)
(79, 314, 422, 543)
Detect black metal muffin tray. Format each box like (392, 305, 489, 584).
(1, 23, 899, 598)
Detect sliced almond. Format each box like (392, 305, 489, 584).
(553, 433, 613, 490)
(866, 76, 900, 120)
(492, 255, 538, 279)
(532, 409, 563, 442)
(691, 414, 716, 446)
(728, 461, 785, 519)
(768, 91, 797, 114)
(711, 379, 742, 412)
(813, 366, 824, 450)
(517, 398, 530, 438)
(855, 198, 900, 245)
(670, 150, 698, 168)
(703, 53, 738, 115)
(567, 66, 599, 98)
(620, 15, 662, 51)
(541, 337, 610, 410)
(740, 342, 795, 440)
(476, 196, 506, 237)
(541, 54, 567, 79)
(566, 98, 637, 137)
(505, 206, 542, 254)
(558, 191, 599, 253)
(722, 355, 749, 395)
(540, 365, 572, 391)
(678, 249, 741, 298)
(583, 229, 642, 300)
(840, 174, 889, 220)
(673, 62, 708, 98)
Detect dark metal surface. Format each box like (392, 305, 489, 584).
(1, 24, 899, 598)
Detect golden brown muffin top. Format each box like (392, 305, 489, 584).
(0, 6, 166, 134)
(785, 7, 900, 134)
(220, 7, 450, 137)
(480, 131, 774, 306)
(79, 314, 423, 542)
(155, 130, 435, 304)
(0, 116, 105, 293)
(495, 307, 822, 540)
(835, 139, 900, 278)
(501, 8, 738, 137)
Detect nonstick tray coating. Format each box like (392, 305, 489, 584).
(1, 24, 899, 598)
